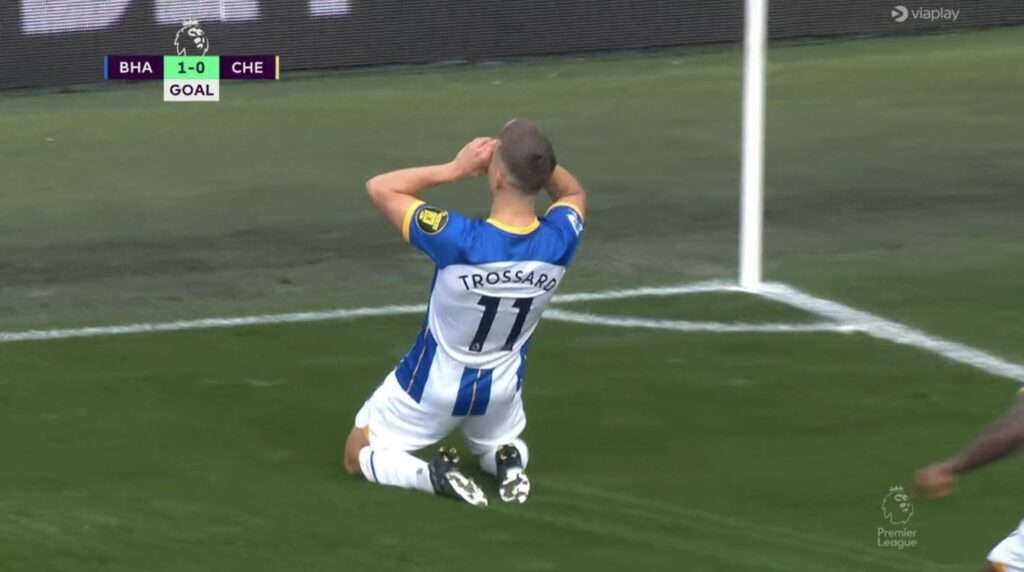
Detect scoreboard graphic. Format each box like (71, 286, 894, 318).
(102, 21, 279, 102)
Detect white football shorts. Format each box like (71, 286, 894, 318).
(354, 351, 526, 456)
(989, 520, 1024, 572)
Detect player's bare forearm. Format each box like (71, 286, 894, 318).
(365, 163, 461, 236)
(365, 138, 496, 236)
(914, 396, 1024, 498)
(947, 395, 1024, 475)
(547, 166, 584, 200)
(366, 163, 462, 199)
(546, 166, 586, 218)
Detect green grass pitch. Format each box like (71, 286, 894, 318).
(2, 27, 1024, 571)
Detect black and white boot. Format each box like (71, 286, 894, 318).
(428, 447, 488, 507)
(495, 443, 531, 504)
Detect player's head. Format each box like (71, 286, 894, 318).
(489, 119, 556, 196)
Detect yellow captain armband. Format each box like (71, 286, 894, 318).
(401, 200, 426, 242)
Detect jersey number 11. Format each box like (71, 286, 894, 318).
(469, 296, 533, 352)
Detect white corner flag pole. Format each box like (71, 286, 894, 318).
(739, 0, 767, 291)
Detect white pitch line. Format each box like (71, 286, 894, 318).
(551, 280, 738, 303)
(6, 279, 1020, 387)
(545, 309, 859, 334)
(0, 305, 427, 343)
(759, 282, 1024, 384)
(0, 281, 743, 344)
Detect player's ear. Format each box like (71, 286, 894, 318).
(489, 157, 505, 192)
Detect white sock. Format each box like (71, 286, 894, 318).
(358, 446, 434, 495)
(478, 438, 530, 476)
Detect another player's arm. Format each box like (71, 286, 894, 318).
(915, 393, 1024, 498)
(948, 395, 1024, 473)
(545, 165, 586, 220)
(365, 138, 497, 239)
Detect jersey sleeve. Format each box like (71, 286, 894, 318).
(545, 201, 585, 242)
(403, 201, 473, 267)
(542, 201, 585, 265)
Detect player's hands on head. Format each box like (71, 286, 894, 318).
(451, 137, 498, 180)
(913, 462, 957, 498)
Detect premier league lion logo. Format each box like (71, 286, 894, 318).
(881, 485, 914, 525)
(174, 20, 210, 56)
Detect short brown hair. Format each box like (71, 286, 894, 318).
(498, 119, 557, 194)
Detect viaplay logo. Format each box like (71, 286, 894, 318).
(892, 5, 961, 23)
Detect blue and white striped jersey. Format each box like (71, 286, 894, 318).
(393, 200, 584, 405)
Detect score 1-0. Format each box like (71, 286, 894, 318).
(164, 55, 220, 102)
